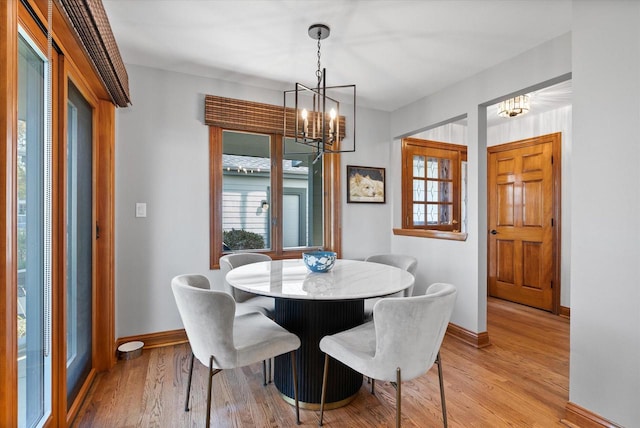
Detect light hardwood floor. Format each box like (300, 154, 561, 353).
(72, 298, 569, 427)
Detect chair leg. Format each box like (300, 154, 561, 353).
(435, 352, 448, 428)
(206, 356, 214, 428)
(396, 367, 402, 428)
(205, 356, 222, 428)
(268, 357, 272, 383)
(184, 352, 195, 411)
(371, 378, 375, 395)
(263, 360, 267, 386)
(319, 354, 330, 426)
(291, 351, 300, 425)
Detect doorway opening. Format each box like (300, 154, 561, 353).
(485, 79, 571, 315)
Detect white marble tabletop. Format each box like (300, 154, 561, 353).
(225, 259, 414, 300)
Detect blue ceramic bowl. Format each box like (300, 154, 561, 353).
(303, 251, 337, 273)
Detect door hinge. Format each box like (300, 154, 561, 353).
(550, 280, 553, 289)
(96, 223, 100, 239)
(551, 155, 554, 164)
(551, 218, 554, 227)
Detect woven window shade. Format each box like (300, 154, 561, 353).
(205, 95, 345, 138)
(56, 0, 131, 107)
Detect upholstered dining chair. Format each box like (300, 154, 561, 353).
(173, 273, 274, 384)
(171, 274, 301, 427)
(363, 254, 418, 319)
(318, 283, 457, 427)
(219, 253, 275, 317)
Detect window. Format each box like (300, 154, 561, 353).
(395, 138, 467, 240)
(218, 131, 325, 252)
(208, 104, 341, 268)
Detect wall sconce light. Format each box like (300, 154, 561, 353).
(261, 200, 269, 211)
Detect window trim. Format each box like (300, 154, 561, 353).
(396, 137, 468, 241)
(209, 125, 341, 269)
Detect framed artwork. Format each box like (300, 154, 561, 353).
(347, 165, 385, 203)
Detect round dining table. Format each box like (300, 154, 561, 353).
(225, 258, 415, 409)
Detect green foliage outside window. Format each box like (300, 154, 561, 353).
(223, 228, 265, 250)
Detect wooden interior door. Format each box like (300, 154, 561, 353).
(488, 133, 560, 312)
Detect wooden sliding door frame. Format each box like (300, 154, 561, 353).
(0, 1, 117, 427)
(57, 55, 107, 426)
(0, 1, 19, 426)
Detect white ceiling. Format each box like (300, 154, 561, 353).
(102, 0, 572, 112)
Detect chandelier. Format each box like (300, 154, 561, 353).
(497, 94, 530, 118)
(284, 24, 356, 162)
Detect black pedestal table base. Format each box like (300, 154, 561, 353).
(274, 298, 364, 409)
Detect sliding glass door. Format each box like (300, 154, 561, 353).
(65, 81, 93, 407)
(17, 30, 52, 428)
(5, 2, 118, 426)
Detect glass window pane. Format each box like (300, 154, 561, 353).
(439, 181, 453, 203)
(222, 131, 271, 251)
(426, 157, 439, 178)
(426, 204, 439, 225)
(18, 31, 52, 428)
(412, 204, 424, 225)
(426, 180, 438, 202)
(412, 155, 424, 177)
(412, 180, 424, 202)
(66, 81, 93, 409)
(439, 204, 452, 224)
(282, 138, 323, 249)
(439, 158, 452, 179)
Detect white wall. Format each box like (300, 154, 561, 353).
(115, 65, 391, 338)
(570, 1, 640, 425)
(339, 107, 391, 260)
(389, 33, 572, 333)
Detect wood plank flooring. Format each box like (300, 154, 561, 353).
(72, 298, 570, 427)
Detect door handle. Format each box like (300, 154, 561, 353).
(490, 229, 498, 235)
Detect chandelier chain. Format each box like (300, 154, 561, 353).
(316, 34, 322, 87)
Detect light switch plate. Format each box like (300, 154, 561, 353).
(135, 202, 147, 218)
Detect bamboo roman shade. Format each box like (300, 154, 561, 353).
(56, 0, 131, 107)
(205, 94, 345, 138)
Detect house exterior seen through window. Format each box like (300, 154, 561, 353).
(219, 130, 324, 254)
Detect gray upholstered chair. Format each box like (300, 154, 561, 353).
(363, 254, 418, 319)
(318, 283, 457, 427)
(172, 273, 273, 384)
(171, 275, 301, 427)
(219, 253, 275, 317)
